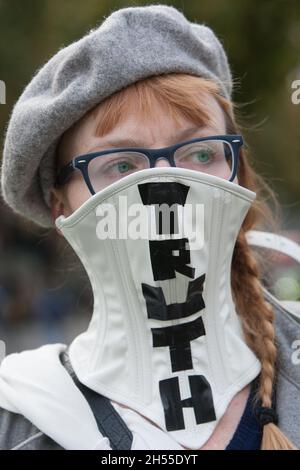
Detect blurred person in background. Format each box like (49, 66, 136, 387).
(0, 4, 299, 451)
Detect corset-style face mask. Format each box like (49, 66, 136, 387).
(56, 166, 261, 449)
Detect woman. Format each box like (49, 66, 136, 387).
(0, 4, 299, 450)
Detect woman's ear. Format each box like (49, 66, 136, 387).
(50, 187, 66, 236)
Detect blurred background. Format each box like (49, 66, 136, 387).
(0, 0, 299, 354)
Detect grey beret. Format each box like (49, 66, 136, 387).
(1, 3, 233, 227)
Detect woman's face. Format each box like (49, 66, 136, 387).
(50, 92, 229, 222)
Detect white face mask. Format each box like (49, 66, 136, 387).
(56, 167, 261, 449)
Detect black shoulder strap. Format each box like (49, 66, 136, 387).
(60, 350, 133, 450)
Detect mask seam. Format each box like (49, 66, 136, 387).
(214, 193, 233, 385)
(66, 233, 107, 374)
(205, 190, 228, 392)
(110, 234, 147, 401)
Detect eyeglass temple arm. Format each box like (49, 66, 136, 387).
(55, 161, 75, 187)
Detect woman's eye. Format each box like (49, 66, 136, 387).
(116, 160, 133, 173)
(185, 147, 214, 164)
(105, 159, 135, 174)
(193, 150, 212, 163)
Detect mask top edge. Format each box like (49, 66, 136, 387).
(55, 167, 256, 229)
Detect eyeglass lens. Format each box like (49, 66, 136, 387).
(87, 139, 233, 192)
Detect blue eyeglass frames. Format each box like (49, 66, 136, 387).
(55, 134, 243, 195)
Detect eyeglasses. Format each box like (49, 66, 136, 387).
(55, 134, 242, 194)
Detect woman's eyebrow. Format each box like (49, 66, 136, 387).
(89, 126, 210, 151)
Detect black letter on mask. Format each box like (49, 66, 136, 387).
(159, 375, 216, 431)
(151, 315, 205, 371)
(138, 182, 189, 235)
(138, 182, 189, 206)
(142, 273, 206, 320)
(149, 238, 195, 280)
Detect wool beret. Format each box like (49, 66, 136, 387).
(1, 3, 233, 227)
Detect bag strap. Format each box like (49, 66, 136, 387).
(247, 230, 300, 319)
(60, 350, 133, 450)
(245, 230, 300, 263)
